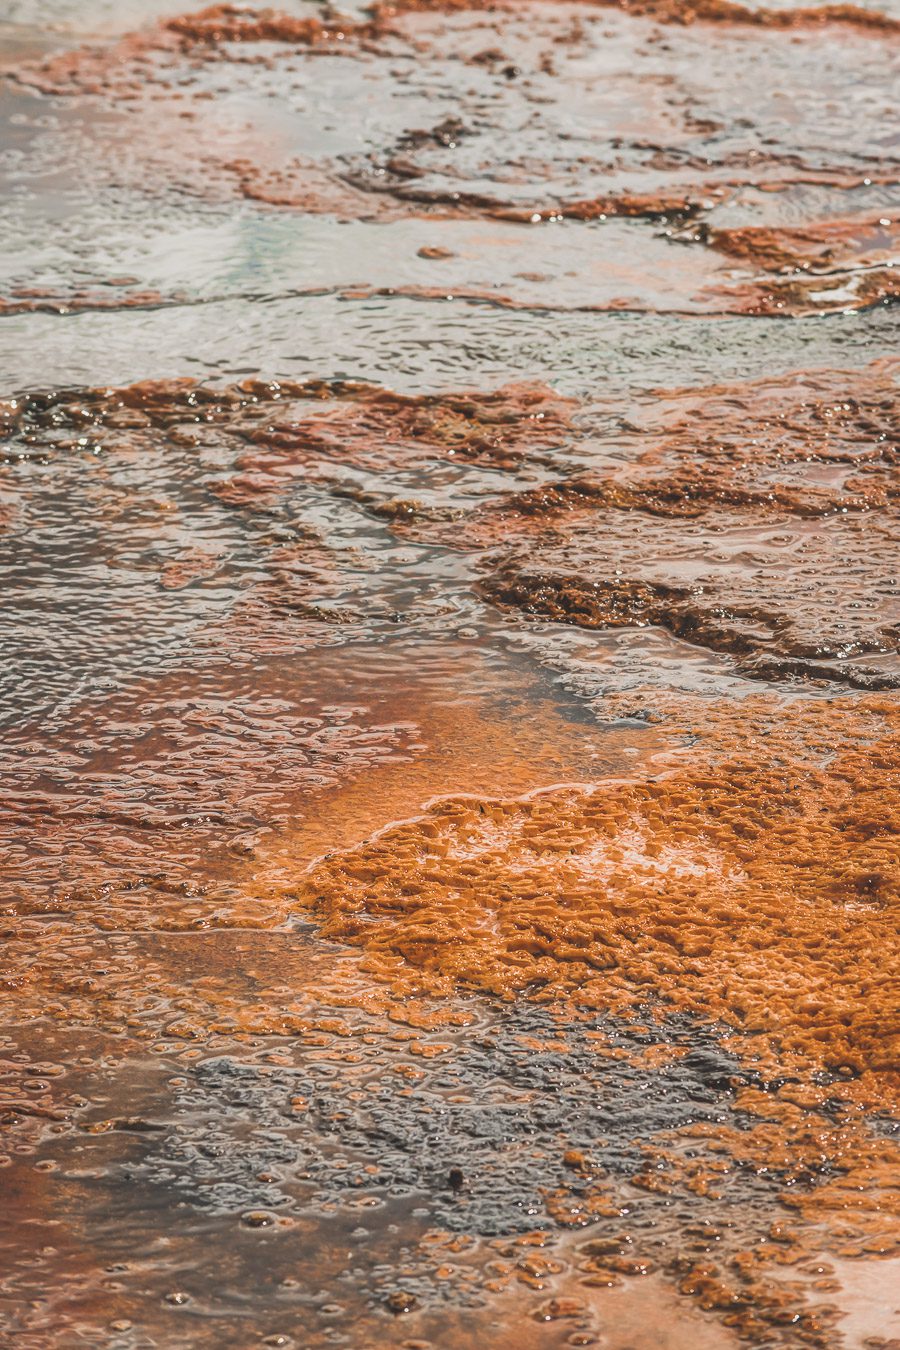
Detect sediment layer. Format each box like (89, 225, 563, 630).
(2, 1, 898, 1346)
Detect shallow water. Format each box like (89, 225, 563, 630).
(1, 1, 898, 1347)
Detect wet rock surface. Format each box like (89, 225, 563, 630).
(144, 1008, 759, 1235)
(1, 0, 898, 1347)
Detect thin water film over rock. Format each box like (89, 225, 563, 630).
(0, 1, 897, 1348)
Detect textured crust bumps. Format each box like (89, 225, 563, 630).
(296, 697, 899, 1091)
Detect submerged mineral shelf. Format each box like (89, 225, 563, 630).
(0, 1, 898, 1347)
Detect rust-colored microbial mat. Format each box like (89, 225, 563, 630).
(0, 0, 898, 1348)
